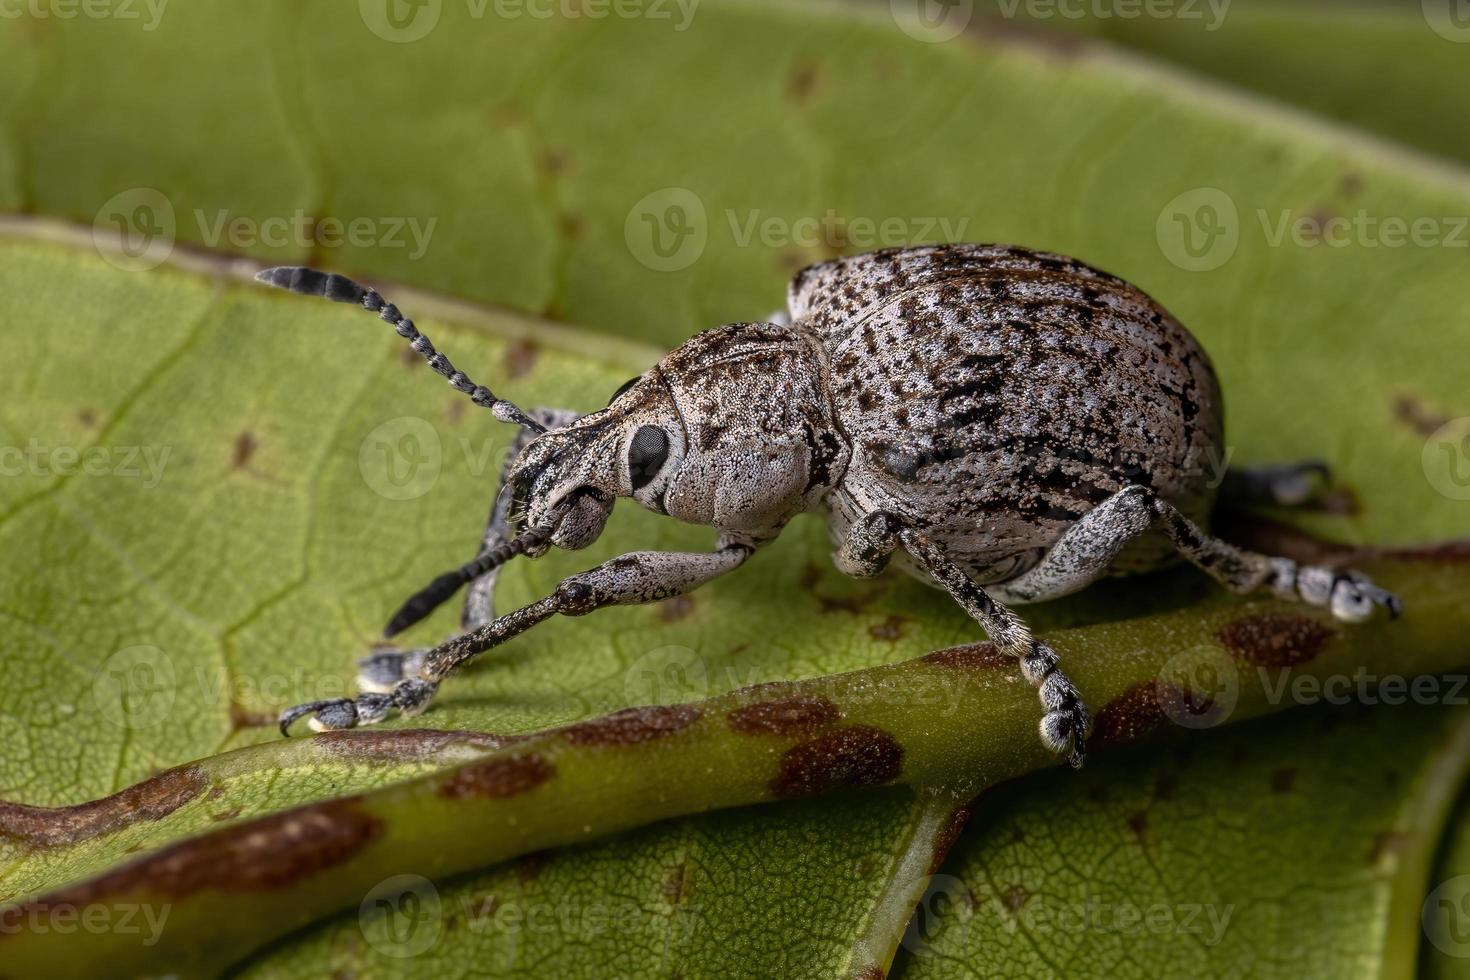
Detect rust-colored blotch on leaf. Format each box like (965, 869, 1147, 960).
(1217, 613, 1336, 667)
(438, 754, 556, 800)
(771, 725, 904, 798)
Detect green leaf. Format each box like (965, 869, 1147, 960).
(2, 1, 1470, 976)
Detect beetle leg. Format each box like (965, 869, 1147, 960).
(994, 485, 1402, 623)
(282, 541, 755, 734)
(899, 528, 1091, 769)
(355, 407, 581, 696)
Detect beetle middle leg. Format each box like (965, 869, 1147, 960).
(1219, 460, 1332, 508)
(895, 527, 1092, 769)
(281, 540, 756, 733)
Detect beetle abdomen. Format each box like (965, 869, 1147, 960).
(799, 245, 1224, 581)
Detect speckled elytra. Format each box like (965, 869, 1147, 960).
(259, 244, 1400, 767)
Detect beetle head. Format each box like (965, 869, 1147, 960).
(505, 371, 686, 552)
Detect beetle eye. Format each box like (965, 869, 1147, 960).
(627, 425, 669, 491)
(608, 375, 640, 406)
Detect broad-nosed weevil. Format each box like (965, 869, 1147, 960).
(259, 244, 1401, 767)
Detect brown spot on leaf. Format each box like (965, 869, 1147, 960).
(657, 594, 695, 623)
(727, 696, 840, 736)
(315, 728, 519, 762)
(6, 798, 380, 915)
(232, 431, 257, 468)
(438, 754, 555, 800)
(77, 408, 98, 428)
(1218, 613, 1335, 667)
(1002, 885, 1030, 912)
(211, 807, 243, 823)
(1393, 393, 1450, 436)
(516, 850, 547, 885)
(538, 147, 571, 177)
(928, 802, 975, 874)
(851, 967, 885, 980)
(561, 705, 701, 746)
(0, 766, 208, 847)
(922, 642, 1011, 671)
(1127, 811, 1149, 843)
(771, 725, 903, 798)
(557, 211, 585, 241)
(1270, 768, 1297, 793)
(662, 862, 692, 905)
(786, 62, 822, 104)
(504, 339, 540, 379)
(1088, 683, 1168, 750)
(868, 615, 909, 642)
(229, 702, 275, 731)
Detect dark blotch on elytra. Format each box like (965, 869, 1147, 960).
(561, 705, 701, 746)
(4, 798, 381, 919)
(0, 765, 207, 847)
(727, 696, 840, 736)
(922, 642, 1011, 671)
(1218, 613, 1335, 667)
(771, 725, 903, 798)
(439, 754, 555, 800)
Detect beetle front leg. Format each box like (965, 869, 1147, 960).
(357, 408, 582, 696)
(898, 527, 1091, 769)
(281, 541, 755, 734)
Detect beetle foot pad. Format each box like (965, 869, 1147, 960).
(1268, 561, 1403, 623)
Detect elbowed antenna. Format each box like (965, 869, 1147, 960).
(382, 524, 553, 638)
(255, 266, 546, 433)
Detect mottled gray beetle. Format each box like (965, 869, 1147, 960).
(260, 244, 1401, 767)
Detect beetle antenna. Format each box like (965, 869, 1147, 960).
(382, 525, 552, 638)
(255, 266, 546, 433)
